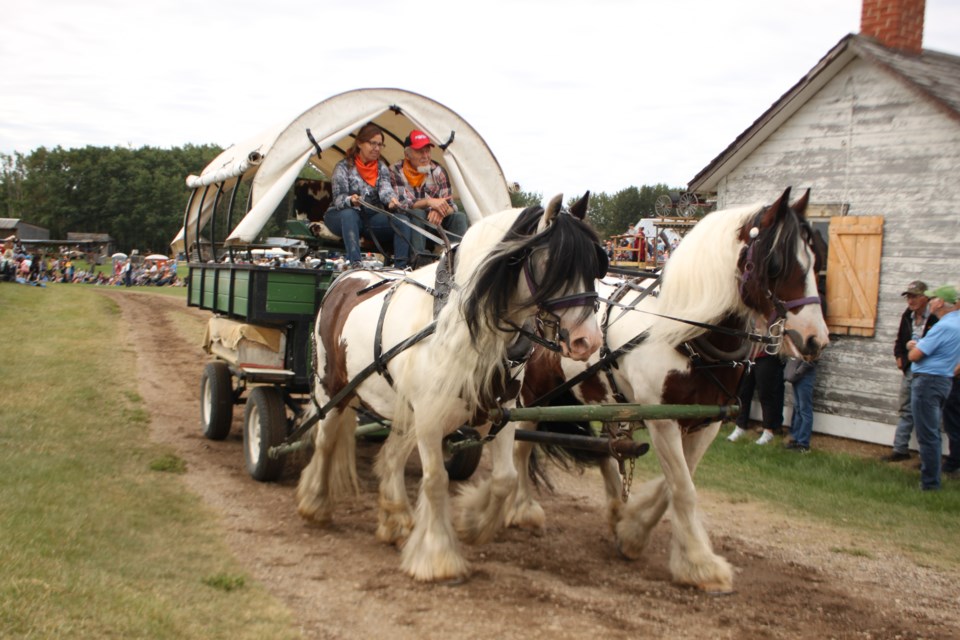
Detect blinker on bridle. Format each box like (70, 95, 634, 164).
(740, 215, 820, 354)
(502, 249, 601, 354)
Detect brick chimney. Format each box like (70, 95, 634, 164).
(861, 0, 925, 54)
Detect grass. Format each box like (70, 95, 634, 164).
(0, 283, 299, 639)
(2, 281, 958, 636)
(629, 424, 960, 569)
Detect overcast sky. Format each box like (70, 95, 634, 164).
(2, 0, 957, 200)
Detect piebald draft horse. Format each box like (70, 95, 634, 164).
(296, 193, 608, 582)
(490, 187, 828, 593)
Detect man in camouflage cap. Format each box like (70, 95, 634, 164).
(882, 280, 937, 462)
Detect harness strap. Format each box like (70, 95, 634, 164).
(680, 341, 747, 403)
(374, 284, 400, 386)
(433, 245, 458, 319)
(287, 322, 438, 445)
(526, 330, 650, 408)
(601, 276, 661, 401)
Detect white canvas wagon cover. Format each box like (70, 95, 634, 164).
(172, 88, 512, 253)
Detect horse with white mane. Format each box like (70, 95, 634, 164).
(464, 187, 828, 593)
(296, 193, 608, 582)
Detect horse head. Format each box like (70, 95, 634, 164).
(463, 192, 605, 362)
(737, 187, 829, 360)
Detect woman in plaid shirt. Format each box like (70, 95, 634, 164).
(325, 123, 413, 268)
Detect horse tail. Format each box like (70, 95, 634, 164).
(525, 389, 608, 487)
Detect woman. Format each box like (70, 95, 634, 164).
(325, 123, 412, 269)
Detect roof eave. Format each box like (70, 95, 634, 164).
(688, 34, 858, 194)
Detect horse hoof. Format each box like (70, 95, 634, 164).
(615, 538, 641, 561)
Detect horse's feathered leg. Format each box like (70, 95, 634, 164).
(455, 422, 518, 544)
(504, 422, 546, 534)
(615, 421, 719, 558)
(296, 406, 360, 524)
(401, 414, 470, 582)
(638, 420, 732, 593)
(374, 410, 416, 545)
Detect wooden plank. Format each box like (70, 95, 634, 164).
(825, 216, 883, 337)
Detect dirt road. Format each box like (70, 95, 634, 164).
(102, 290, 960, 640)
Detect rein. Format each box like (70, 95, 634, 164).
(503, 258, 600, 354)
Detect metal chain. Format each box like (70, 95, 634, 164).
(621, 456, 636, 502)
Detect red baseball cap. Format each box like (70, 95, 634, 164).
(404, 130, 433, 150)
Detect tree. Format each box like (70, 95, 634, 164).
(0, 144, 222, 253)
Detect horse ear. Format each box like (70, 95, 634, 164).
(568, 191, 591, 220)
(544, 193, 564, 224)
(757, 186, 792, 229)
(791, 188, 811, 219)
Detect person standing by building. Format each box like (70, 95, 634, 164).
(907, 285, 960, 491)
(882, 280, 938, 462)
(784, 357, 817, 452)
(727, 351, 786, 445)
(941, 368, 960, 479)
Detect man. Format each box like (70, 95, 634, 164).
(882, 280, 938, 462)
(942, 366, 960, 479)
(392, 130, 468, 263)
(907, 285, 960, 491)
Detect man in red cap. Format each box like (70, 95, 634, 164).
(882, 280, 938, 462)
(392, 130, 467, 263)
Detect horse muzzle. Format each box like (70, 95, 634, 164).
(784, 328, 828, 360)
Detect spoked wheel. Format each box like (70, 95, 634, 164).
(200, 361, 234, 440)
(678, 192, 699, 217)
(243, 386, 287, 482)
(654, 195, 673, 217)
(443, 427, 484, 481)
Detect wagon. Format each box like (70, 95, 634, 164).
(177, 89, 514, 482)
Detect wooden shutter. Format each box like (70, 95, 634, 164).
(825, 216, 883, 337)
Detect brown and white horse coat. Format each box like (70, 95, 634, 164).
(497, 188, 828, 593)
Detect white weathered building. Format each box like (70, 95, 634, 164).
(688, 0, 960, 447)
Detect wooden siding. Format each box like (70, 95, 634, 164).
(714, 58, 960, 430)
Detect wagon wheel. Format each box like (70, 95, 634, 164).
(678, 192, 699, 217)
(443, 427, 484, 481)
(654, 195, 673, 217)
(243, 386, 287, 482)
(200, 361, 234, 440)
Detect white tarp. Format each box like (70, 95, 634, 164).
(172, 88, 512, 254)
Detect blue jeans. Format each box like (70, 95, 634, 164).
(911, 373, 952, 490)
(942, 378, 960, 473)
(408, 210, 469, 255)
(891, 368, 915, 454)
(789, 368, 816, 447)
(324, 207, 412, 267)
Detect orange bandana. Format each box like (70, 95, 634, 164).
(354, 156, 378, 187)
(402, 159, 426, 189)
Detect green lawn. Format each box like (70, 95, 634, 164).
(0, 283, 298, 639)
(1, 282, 957, 638)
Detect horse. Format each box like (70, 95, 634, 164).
(473, 187, 828, 593)
(295, 193, 608, 582)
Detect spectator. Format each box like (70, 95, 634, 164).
(784, 357, 817, 452)
(882, 280, 938, 462)
(728, 330, 787, 445)
(907, 285, 960, 491)
(122, 258, 133, 287)
(942, 367, 960, 479)
(392, 130, 467, 265)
